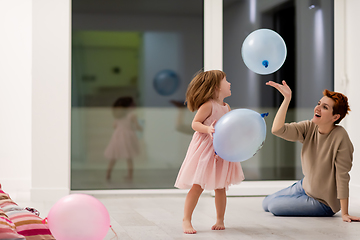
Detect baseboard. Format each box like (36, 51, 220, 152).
(31, 188, 70, 202)
(0, 178, 31, 192)
(211, 180, 297, 197)
(0, 179, 31, 202)
(72, 181, 297, 197)
(71, 188, 211, 195)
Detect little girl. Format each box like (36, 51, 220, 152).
(174, 70, 245, 234)
(104, 96, 142, 181)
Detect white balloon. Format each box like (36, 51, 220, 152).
(242, 29, 287, 75)
(213, 109, 267, 162)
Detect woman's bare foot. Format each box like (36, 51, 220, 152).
(183, 219, 197, 234)
(211, 219, 225, 230)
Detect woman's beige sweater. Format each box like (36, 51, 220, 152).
(273, 120, 353, 213)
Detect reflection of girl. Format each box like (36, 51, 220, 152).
(174, 70, 244, 234)
(104, 97, 142, 181)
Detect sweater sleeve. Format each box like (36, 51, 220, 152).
(335, 130, 353, 199)
(272, 120, 310, 143)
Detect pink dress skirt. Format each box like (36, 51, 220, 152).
(174, 100, 244, 190)
(104, 112, 140, 160)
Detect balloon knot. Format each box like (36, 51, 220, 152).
(261, 112, 269, 118)
(110, 225, 119, 240)
(262, 60, 269, 68)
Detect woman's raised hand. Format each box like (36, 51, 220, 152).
(266, 80, 292, 100)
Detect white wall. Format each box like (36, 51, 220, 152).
(334, 0, 360, 199)
(0, 0, 71, 201)
(31, 0, 71, 201)
(0, 1, 32, 195)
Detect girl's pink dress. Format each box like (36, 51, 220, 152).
(104, 111, 140, 160)
(174, 99, 244, 190)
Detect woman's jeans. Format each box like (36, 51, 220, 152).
(262, 179, 335, 216)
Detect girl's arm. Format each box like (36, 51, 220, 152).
(266, 80, 292, 133)
(191, 101, 215, 137)
(131, 113, 143, 131)
(340, 198, 360, 222)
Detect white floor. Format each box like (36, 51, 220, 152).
(10, 191, 360, 240)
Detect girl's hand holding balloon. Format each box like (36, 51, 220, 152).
(266, 80, 292, 100)
(208, 120, 216, 139)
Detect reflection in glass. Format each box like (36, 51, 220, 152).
(71, 0, 203, 190)
(104, 97, 142, 182)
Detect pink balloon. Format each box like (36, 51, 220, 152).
(47, 194, 110, 240)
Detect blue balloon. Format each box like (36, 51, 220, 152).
(241, 29, 287, 75)
(153, 69, 180, 96)
(213, 109, 267, 162)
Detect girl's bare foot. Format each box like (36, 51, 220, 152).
(106, 173, 111, 182)
(124, 175, 133, 182)
(183, 220, 197, 234)
(211, 219, 225, 230)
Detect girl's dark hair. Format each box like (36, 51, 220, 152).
(113, 96, 134, 108)
(112, 96, 135, 118)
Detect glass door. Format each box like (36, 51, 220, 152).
(71, 0, 334, 191)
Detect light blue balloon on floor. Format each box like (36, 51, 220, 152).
(153, 69, 180, 96)
(213, 109, 267, 162)
(241, 29, 287, 75)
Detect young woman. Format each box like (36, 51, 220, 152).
(263, 80, 360, 222)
